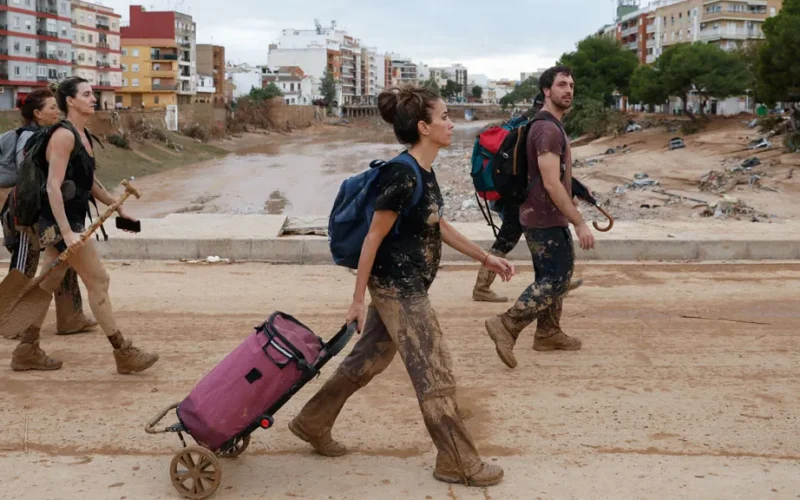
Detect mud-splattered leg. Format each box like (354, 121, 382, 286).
(54, 268, 98, 335)
(290, 305, 397, 456)
(371, 287, 503, 486)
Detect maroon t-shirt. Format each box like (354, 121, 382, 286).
(519, 111, 572, 229)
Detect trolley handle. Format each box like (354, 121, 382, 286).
(145, 402, 180, 434)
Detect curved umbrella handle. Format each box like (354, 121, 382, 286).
(592, 205, 614, 232)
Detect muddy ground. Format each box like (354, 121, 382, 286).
(1, 262, 799, 499)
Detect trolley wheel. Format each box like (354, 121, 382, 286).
(170, 446, 222, 500)
(217, 435, 250, 459)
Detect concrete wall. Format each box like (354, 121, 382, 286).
(269, 103, 315, 129)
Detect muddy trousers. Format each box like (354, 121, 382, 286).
(7, 231, 85, 328)
(500, 227, 574, 335)
(295, 285, 483, 477)
(489, 200, 523, 255)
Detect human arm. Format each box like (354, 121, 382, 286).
(91, 177, 137, 223)
(539, 151, 596, 250)
(345, 210, 398, 331)
(440, 218, 514, 280)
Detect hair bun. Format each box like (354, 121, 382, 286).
(377, 88, 400, 125)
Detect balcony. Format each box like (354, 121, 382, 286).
(627, 41, 639, 50)
(699, 28, 762, 40)
(646, 23, 656, 33)
(150, 68, 175, 77)
(96, 22, 110, 31)
(703, 11, 766, 23)
(646, 54, 656, 64)
(646, 38, 656, 48)
(179, 41, 191, 48)
(35, 5, 58, 15)
(153, 53, 179, 61)
(97, 42, 110, 50)
(152, 83, 178, 91)
(36, 29, 58, 38)
(96, 61, 110, 68)
(37, 52, 58, 61)
(622, 26, 638, 37)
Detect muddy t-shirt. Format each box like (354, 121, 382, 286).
(370, 160, 444, 297)
(519, 111, 572, 229)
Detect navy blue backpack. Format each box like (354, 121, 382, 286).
(328, 151, 424, 269)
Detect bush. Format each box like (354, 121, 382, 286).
(108, 134, 130, 149)
(680, 121, 704, 135)
(564, 98, 628, 137)
(182, 123, 211, 142)
(758, 115, 784, 134)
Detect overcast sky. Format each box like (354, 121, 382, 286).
(100, 0, 617, 80)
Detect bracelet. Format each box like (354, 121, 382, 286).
(482, 253, 490, 267)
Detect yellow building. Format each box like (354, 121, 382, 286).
(117, 39, 178, 108)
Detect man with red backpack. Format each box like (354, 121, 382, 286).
(484, 66, 596, 369)
(472, 93, 583, 302)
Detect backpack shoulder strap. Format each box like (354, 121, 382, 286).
(387, 151, 424, 209)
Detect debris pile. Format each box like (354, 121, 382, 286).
(698, 157, 776, 195)
(700, 195, 768, 222)
(614, 173, 660, 194)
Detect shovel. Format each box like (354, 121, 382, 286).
(0, 179, 141, 337)
(571, 178, 614, 232)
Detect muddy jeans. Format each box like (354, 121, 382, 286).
(501, 227, 574, 335)
(303, 284, 483, 476)
(489, 200, 523, 255)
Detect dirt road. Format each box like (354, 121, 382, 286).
(1, 262, 799, 499)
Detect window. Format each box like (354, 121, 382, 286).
(154, 96, 160, 104)
(88, 16, 93, 24)
(132, 63, 139, 72)
(132, 78, 139, 86)
(80, 33, 85, 42)
(122, 78, 127, 86)
(47, 19, 56, 31)
(25, 0, 30, 5)
(88, 55, 93, 62)
(62, 27, 67, 36)
(13, 16, 19, 28)
(37, 66, 46, 76)
(26, 67, 31, 76)
(122, 63, 128, 72)
(132, 48, 139, 57)
(112, 58, 117, 65)
(122, 48, 128, 56)
(25, 20, 31, 31)
(88, 34, 93, 43)
(14, 66, 20, 76)
(112, 22, 117, 30)
(49, 68, 57, 79)
(13, 42, 19, 52)
(25, 44, 31, 54)
(61, 2, 66, 12)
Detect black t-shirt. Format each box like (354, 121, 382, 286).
(369, 159, 444, 297)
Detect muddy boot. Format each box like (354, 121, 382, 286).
(434, 461, 505, 487)
(289, 368, 360, 457)
(485, 315, 519, 369)
(533, 298, 582, 352)
(472, 251, 508, 302)
(54, 269, 98, 335)
(564, 278, 584, 297)
(423, 396, 504, 487)
(113, 340, 159, 374)
(11, 340, 63, 371)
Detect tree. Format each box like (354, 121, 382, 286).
(499, 76, 539, 109)
(440, 79, 463, 100)
(558, 36, 639, 106)
(320, 68, 337, 110)
(248, 83, 282, 103)
(422, 77, 440, 95)
(629, 64, 669, 107)
(734, 41, 764, 111)
(471, 85, 483, 99)
(654, 43, 749, 118)
(757, 0, 800, 105)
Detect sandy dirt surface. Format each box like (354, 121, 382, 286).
(1, 261, 799, 499)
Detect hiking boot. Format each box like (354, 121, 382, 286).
(113, 340, 159, 374)
(485, 316, 518, 369)
(11, 341, 63, 371)
(288, 369, 359, 457)
(288, 417, 348, 457)
(473, 251, 508, 302)
(434, 461, 504, 487)
(533, 299, 582, 352)
(565, 278, 584, 297)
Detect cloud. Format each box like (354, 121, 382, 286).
(99, 0, 612, 79)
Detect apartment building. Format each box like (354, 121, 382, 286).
(388, 55, 416, 86)
(339, 34, 361, 105)
(196, 43, 225, 102)
(697, 0, 781, 50)
(0, 0, 73, 108)
(71, 0, 121, 107)
(360, 46, 381, 104)
(118, 5, 195, 108)
(263, 66, 314, 105)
